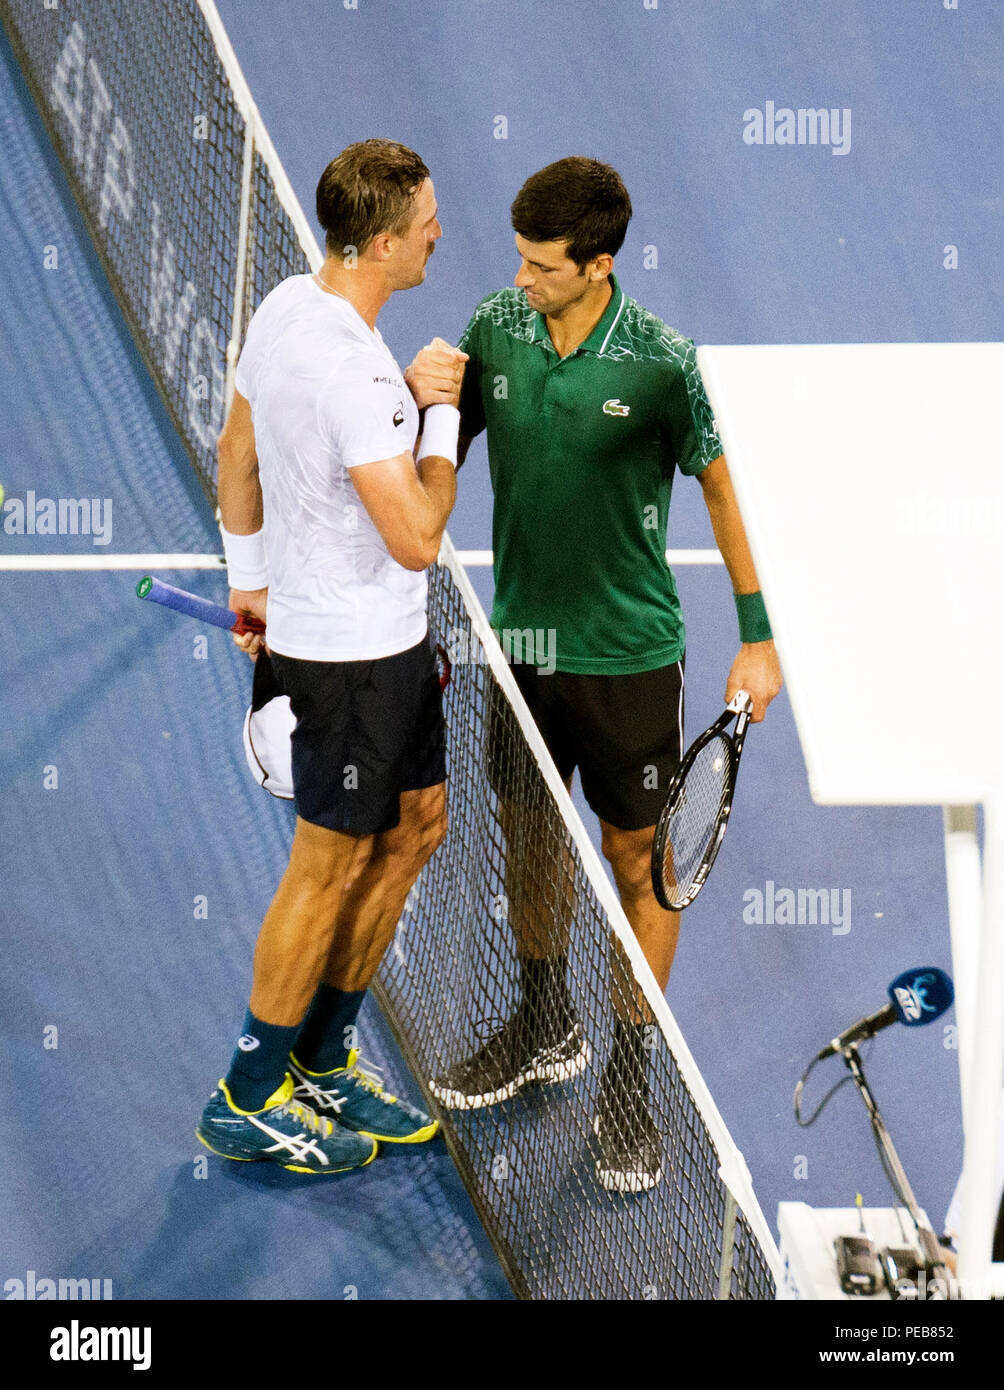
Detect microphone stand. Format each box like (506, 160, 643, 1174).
(841, 1043, 952, 1294)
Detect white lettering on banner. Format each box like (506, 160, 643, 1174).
(98, 104, 135, 228)
(82, 56, 111, 185)
(149, 200, 197, 377)
(50, 23, 135, 224)
(50, 22, 88, 163)
(188, 316, 226, 449)
(50, 20, 223, 448)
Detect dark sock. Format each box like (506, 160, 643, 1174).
(607, 1018, 650, 1102)
(291, 984, 366, 1073)
(224, 1009, 301, 1111)
(519, 954, 573, 1036)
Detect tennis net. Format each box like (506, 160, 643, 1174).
(1, 0, 781, 1298)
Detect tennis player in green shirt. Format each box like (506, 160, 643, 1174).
(406, 157, 782, 1192)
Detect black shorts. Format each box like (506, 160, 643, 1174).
(265, 636, 446, 836)
(488, 658, 685, 832)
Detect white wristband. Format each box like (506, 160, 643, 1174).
(416, 404, 460, 468)
(221, 524, 269, 591)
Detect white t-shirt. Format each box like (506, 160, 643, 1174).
(234, 274, 424, 661)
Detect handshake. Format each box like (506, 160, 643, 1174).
(404, 336, 469, 411)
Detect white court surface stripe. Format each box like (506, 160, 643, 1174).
(0, 554, 227, 570)
(453, 549, 723, 567)
(698, 342, 1004, 806)
(1, 550, 724, 569)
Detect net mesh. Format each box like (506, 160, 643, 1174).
(376, 566, 775, 1298)
(1, 0, 776, 1299)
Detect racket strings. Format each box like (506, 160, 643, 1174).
(661, 735, 732, 899)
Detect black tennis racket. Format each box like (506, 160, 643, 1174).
(651, 689, 754, 911)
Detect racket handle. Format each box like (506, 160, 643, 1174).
(136, 576, 266, 634)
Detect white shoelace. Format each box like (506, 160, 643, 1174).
(350, 1057, 396, 1106)
(248, 1099, 334, 1165)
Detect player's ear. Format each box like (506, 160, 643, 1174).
(369, 231, 395, 262)
(591, 253, 613, 282)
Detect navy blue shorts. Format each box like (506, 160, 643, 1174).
(266, 636, 446, 836)
(488, 657, 685, 832)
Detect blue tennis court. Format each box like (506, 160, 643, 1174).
(3, 0, 999, 1305)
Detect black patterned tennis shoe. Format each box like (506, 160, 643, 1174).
(593, 1085, 663, 1194)
(429, 1006, 591, 1110)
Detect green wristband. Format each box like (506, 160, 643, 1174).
(734, 590, 772, 644)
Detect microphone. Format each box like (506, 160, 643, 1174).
(815, 967, 954, 1061)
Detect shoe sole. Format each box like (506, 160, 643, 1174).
(429, 1039, 592, 1111)
(195, 1128, 378, 1175)
(592, 1116, 662, 1193)
(355, 1119, 440, 1144)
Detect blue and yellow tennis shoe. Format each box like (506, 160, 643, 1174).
(197, 1074, 377, 1174)
(289, 1050, 439, 1144)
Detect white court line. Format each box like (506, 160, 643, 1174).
(456, 549, 723, 567)
(0, 550, 723, 571)
(0, 554, 226, 570)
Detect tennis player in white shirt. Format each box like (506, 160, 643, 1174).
(196, 140, 465, 1175)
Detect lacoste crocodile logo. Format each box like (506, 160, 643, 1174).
(603, 399, 630, 417)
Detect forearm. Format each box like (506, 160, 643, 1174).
(413, 454, 457, 558)
(217, 434, 267, 596)
(698, 460, 781, 716)
(698, 455, 775, 651)
(702, 471, 760, 595)
(409, 402, 458, 563)
(217, 440, 263, 535)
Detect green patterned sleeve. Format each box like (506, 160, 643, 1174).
(667, 339, 723, 477)
(457, 309, 486, 440)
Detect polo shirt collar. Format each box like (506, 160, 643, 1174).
(529, 273, 627, 356)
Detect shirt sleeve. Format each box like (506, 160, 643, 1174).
(664, 341, 723, 477)
(233, 315, 259, 401)
(457, 311, 486, 440)
(316, 358, 414, 469)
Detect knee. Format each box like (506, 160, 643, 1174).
(416, 802, 448, 863)
(391, 789, 447, 878)
(288, 819, 360, 900)
(602, 825, 654, 902)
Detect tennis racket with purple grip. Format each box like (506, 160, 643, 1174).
(136, 575, 265, 635)
(136, 575, 453, 690)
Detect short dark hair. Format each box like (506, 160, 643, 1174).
(316, 139, 430, 256)
(510, 157, 632, 268)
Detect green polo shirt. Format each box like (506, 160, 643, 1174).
(457, 275, 722, 674)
